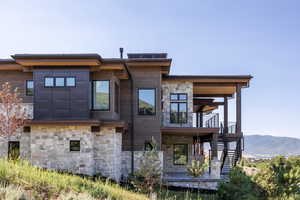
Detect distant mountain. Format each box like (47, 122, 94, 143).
(244, 135, 300, 158)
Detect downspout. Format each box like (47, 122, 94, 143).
(122, 50, 135, 174)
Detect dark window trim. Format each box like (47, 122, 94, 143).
(173, 144, 188, 165)
(170, 93, 188, 124)
(137, 88, 156, 116)
(44, 77, 54, 87)
(25, 80, 34, 96)
(66, 77, 76, 87)
(91, 80, 110, 111)
(70, 140, 80, 152)
(54, 77, 66, 87)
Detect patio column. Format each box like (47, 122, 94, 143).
(223, 97, 228, 134)
(211, 132, 218, 158)
(236, 84, 242, 134)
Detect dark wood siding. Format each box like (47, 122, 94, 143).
(0, 71, 33, 103)
(120, 66, 162, 150)
(33, 67, 90, 120)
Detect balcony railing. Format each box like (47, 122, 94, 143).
(161, 112, 220, 128)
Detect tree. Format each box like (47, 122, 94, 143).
(0, 82, 28, 137)
(129, 137, 162, 193)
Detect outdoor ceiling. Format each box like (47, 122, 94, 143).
(193, 85, 236, 95)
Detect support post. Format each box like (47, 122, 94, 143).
(196, 112, 199, 127)
(236, 84, 242, 134)
(224, 97, 228, 134)
(200, 111, 203, 127)
(211, 133, 218, 158)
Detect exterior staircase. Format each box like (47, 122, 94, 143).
(219, 140, 242, 175)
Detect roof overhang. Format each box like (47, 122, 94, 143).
(126, 58, 172, 75)
(12, 54, 102, 66)
(163, 75, 253, 96)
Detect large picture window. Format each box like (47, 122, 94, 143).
(138, 89, 156, 115)
(170, 93, 187, 123)
(92, 80, 110, 110)
(173, 144, 188, 165)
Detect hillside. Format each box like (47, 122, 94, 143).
(244, 135, 300, 158)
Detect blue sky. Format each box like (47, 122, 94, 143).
(0, 0, 299, 138)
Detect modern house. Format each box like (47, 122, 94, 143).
(0, 50, 252, 189)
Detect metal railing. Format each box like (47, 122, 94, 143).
(161, 112, 221, 128)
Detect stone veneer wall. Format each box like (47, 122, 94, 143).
(30, 126, 95, 175)
(121, 151, 164, 178)
(161, 81, 193, 127)
(0, 125, 123, 181)
(162, 135, 194, 173)
(94, 127, 122, 181)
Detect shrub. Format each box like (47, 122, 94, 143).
(186, 160, 207, 177)
(254, 156, 300, 199)
(217, 167, 262, 200)
(129, 137, 162, 193)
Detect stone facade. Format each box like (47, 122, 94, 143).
(0, 103, 34, 119)
(121, 151, 164, 178)
(0, 125, 123, 181)
(162, 135, 205, 173)
(161, 81, 193, 127)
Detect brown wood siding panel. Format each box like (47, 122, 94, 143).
(0, 71, 33, 103)
(33, 68, 90, 120)
(120, 66, 162, 150)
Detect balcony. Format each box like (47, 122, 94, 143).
(161, 112, 238, 137)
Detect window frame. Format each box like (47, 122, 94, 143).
(8, 141, 20, 160)
(66, 77, 76, 87)
(92, 80, 110, 111)
(44, 77, 54, 87)
(70, 140, 80, 152)
(170, 93, 188, 124)
(137, 88, 156, 116)
(173, 144, 188, 165)
(26, 80, 34, 96)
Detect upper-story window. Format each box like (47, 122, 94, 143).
(170, 93, 187, 123)
(92, 80, 110, 111)
(138, 89, 156, 115)
(55, 77, 65, 87)
(44, 77, 76, 88)
(45, 77, 54, 87)
(26, 80, 34, 96)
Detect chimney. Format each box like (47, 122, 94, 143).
(119, 47, 124, 59)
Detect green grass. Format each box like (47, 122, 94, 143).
(0, 159, 218, 200)
(0, 159, 148, 200)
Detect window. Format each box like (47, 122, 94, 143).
(8, 141, 20, 160)
(45, 77, 54, 87)
(144, 141, 153, 151)
(114, 83, 119, 113)
(70, 140, 80, 151)
(92, 80, 110, 110)
(45, 77, 76, 87)
(138, 89, 156, 115)
(66, 77, 76, 87)
(173, 144, 188, 165)
(26, 80, 34, 96)
(55, 77, 65, 87)
(170, 93, 187, 123)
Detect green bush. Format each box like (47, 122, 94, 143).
(254, 156, 300, 199)
(186, 160, 207, 177)
(217, 167, 262, 200)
